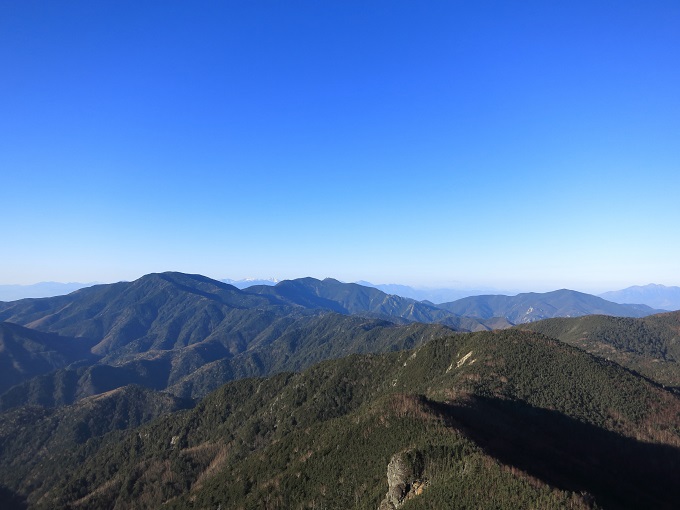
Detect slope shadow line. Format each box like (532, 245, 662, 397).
(425, 395, 680, 510)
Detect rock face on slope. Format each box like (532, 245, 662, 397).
(379, 450, 427, 509)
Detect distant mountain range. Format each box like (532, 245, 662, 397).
(0, 273, 665, 409)
(599, 284, 680, 311)
(0, 273, 458, 407)
(4, 278, 677, 312)
(0, 282, 93, 301)
(437, 289, 663, 324)
(354, 281, 496, 303)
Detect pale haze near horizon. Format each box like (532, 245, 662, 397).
(2, 1, 679, 293)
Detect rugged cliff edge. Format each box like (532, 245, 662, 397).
(379, 450, 427, 509)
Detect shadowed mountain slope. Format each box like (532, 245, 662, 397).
(0, 313, 454, 409)
(166, 313, 454, 399)
(2, 329, 679, 509)
(0, 322, 95, 394)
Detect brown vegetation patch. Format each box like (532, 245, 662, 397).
(388, 393, 439, 422)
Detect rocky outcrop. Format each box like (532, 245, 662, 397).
(379, 450, 427, 509)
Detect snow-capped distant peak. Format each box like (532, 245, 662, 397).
(222, 278, 279, 289)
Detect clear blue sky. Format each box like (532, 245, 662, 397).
(2, 1, 679, 292)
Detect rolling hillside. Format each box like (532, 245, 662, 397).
(1, 329, 679, 509)
(518, 310, 680, 388)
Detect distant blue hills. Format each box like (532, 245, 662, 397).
(0, 282, 94, 301)
(358, 281, 680, 313)
(354, 281, 499, 303)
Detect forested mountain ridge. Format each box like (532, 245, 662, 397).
(1, 275, 657, 345)
(518, 310, 680, 388)
(0, 272, 489, 355)
(0, 313, 454, 410)
(0, 272, 290, 357)
(2, 329, 679, 509)
(0, 273, 668, 408)
(0, 384, 193, 508)
(0, 273, 457, 408)
(164, 313, 454, 400)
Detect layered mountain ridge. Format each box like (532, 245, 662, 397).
(1, 272, 679, 509)
(0, 273, 460, 407)
(0, 272, 665, 408)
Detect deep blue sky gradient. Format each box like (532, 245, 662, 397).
(2, 1, 679, 291)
